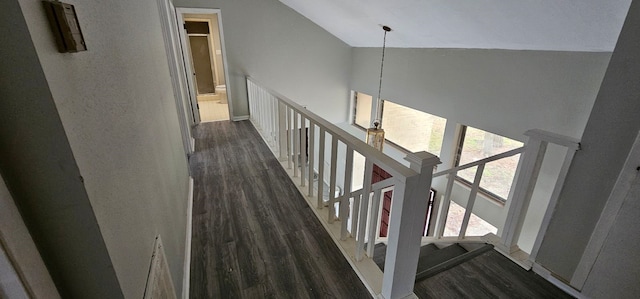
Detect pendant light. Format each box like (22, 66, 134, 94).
(366, 25, 391, 151)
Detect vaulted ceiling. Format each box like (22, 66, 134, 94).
(279, 0, 631, 52)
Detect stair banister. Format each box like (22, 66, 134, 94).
(247, 76, 440, 299)
(433, 146, 525, 177)
(381, 151, 441, 299)
(498, 129, 580, 255)
(431, 146, 525, 239)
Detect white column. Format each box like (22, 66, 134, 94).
(499, 137, 547, 253)
(381, 151, 440, 299)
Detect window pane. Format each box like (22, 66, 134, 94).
(444, 201, 497, 237)
(457, 127, 523, 200)
(354, 92, 372, 128)
(381, 100, 447, 156)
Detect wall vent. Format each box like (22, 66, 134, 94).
(143, 235, 177, 299)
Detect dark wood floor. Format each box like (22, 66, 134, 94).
(415, 250, 574, 299)
(188, 121, 371, 298)
(189, 120, 574, 299)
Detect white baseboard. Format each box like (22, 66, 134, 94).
(532, 263, 584, 299)
(182, 177, 194, 299)
(232, 115, 249, 121)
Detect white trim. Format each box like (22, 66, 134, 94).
(232, 115, 250, 121)
(570, 129, 640, 290)
(0, 177, 59, 298)
(175, 9, 201, 124)
(181, 177, 194, 299)
(176, 8, 234, 121)
(348, 90, 356, 126)
(144, 235, 177, 299)
(214, 11, 234, 119)
(156, 0, 194, 154)
(533, 263, 584, 299)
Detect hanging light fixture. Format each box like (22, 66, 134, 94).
(366, 25, 391, 151)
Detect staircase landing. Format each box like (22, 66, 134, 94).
(414, 249, 575, 298)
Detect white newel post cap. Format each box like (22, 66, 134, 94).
(404, 151, 441, 173)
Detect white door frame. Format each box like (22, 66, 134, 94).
(176, 8, 234, 122)
(175, 10, 201, 125)
(156, 0, 195, 154)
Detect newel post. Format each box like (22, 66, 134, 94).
(498, 133, 547, 253)
(381, 151, 440, 299)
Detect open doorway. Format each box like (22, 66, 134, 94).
(177, 10, 232, 123)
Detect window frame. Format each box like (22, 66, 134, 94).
(352, 92, 373, 131)
(352, 94, 447, 156)
(453, 125, 520, 204)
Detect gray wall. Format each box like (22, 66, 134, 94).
(351, 48, 610, 140)
(537, 0, 640, 281)
(350, 48, 610, 251)
(173, 0, 353, 123)
(0, 0, 122, 296)
(3, 0, 191, 297)
(583, 172, 640, 298)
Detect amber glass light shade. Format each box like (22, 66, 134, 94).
(366, 126, 385, 151)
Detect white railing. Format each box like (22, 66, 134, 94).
(432, 147, 525, 240)
(426, 129, 580, 269)
(247, 76, 581, 295)
(247, 77, 440, 299)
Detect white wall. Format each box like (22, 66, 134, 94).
(582, 160, 640, 298)
(172, 0, 353, 123)
(350, 48, 610, 250)
(15, 0, 190, 297)
(351, 48, 610, 140)
(538, 0, 640, 282)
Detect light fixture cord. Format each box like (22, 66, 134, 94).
(375, 29, 388, 125)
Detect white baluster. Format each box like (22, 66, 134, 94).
(341, 147, 354, 240)
(317, 128, 326, 209)
(300, 117, 307, 186)
(355, 159, 374, 261)
(278, 102, 287, 161)
(328, 136, 338, 223)
(307, 123, 315, 197)
(293, 112, 299, 178)
(366, 188, 383, 256)
(352, 193, 361, 239)
(459, 164, 485, 239)
(435, 172, 456, 238)
(286, 107, 292, 169)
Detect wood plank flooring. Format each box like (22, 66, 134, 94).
(188, 121, 371, 298)
(189, 120, 574, 299)
(415, 250, 575, 299)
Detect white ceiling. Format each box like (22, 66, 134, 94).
(279, 0, 631, 51)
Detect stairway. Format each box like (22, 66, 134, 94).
(372, 242, 494, 282)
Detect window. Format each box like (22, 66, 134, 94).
(455, 126, 523, 201)
(352, 93, 447, 156)
(381, 100, 447, 156)
(353, 92, 372, 129)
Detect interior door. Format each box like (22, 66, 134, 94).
(188, 35, 216, 94)
(372, 164, 434, 237)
